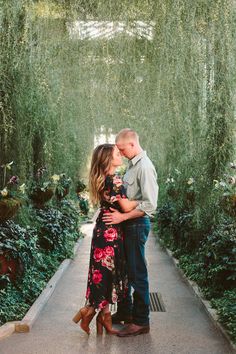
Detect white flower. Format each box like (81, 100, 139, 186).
(174, 169, 181, 175)
(228, 176, 236, 185)
(1, 188, 8, 197)
(219, 181, 227, 188)
(6, 161, 14, 170)
(166, 177, 174, 184)
(187, 178, 194, 185)
(51, 174, 60, 182)
(19, 183, 26, 194)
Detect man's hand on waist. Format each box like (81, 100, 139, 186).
(102, 208, 126, 225)
(102, 208, 145, 225)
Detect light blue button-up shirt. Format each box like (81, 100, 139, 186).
(123, 151, 158, 217)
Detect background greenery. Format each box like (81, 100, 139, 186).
(0, 199, 82, 326)
(0, 0, 235, 343)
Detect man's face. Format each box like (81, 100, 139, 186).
(116, 139, 134, 159)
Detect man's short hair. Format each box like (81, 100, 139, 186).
(115, 128, 139, 143)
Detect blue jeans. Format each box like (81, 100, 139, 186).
(117, 216, 150, 326)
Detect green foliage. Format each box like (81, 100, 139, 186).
(157, 169, 236, 342)
(78, 195, 89, 216)
(211, 290, 236, 341)
(28, 167, 54, 194)
(0, 200, 82, 326)
(177, 218, 236, 297)
(197, 219, 236, 295)
(0, 1, 234, 185)
(33, 201, 80, 258)
(1, 0, 236, 342)
(54, 173, 72, 198)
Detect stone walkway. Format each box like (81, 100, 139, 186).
(0, 223, 234, 354)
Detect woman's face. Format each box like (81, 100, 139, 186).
(111, 145, 123, 167)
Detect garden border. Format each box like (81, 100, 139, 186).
(0, 237, 83, 341)
(161, 241, 236, 353)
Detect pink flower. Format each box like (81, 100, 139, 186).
(86, 287, 91, 299)
(93, 248, 104, 262)
(98, 300, 109, 309)
(8, 175, 19, 185)
(104, 246, 115, 257)
(103, 228, 118, 242)
(92, 270, 103, 284)
(101, 256, 114, 271)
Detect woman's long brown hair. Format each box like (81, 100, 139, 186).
(89, 144, 114, 205)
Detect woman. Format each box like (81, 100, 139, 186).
(72, 144, 138, 335)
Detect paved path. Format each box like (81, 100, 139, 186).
(0, 223, 233, 354)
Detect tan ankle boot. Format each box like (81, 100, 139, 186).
(73, 306, 96, 334)
(96, 311, 118, 335)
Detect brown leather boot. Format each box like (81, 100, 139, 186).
(72, 306, 96, 334)
(96, 311, 118, 335)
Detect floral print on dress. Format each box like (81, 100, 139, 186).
(85, 174, 128, 310)
(103, 227, 118, 242)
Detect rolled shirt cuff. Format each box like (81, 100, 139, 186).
(136, 202, 156, 218)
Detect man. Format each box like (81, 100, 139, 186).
(102, 128, 158, 337)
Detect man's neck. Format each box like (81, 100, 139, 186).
(129, 148, 143, 160)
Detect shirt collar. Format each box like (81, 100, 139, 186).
(129, 150, 146, 166)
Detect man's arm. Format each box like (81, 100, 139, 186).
(117, 198, 139, 212)
(102, 207, 145, 225)
(135, 165, 158, 217)
(103, 159, 158, 225)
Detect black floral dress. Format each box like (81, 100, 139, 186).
(85, 174, 128, 310)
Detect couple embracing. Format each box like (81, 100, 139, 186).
(72, 128, 158, 337)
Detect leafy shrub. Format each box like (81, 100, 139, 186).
(156, 202, 175, 248)
(157, 200, 236, 343)
(30, 200, 80, 258)
(196, 219, 236, 296)
(177, 218, 236, 296)
(211, 290, 236, 341)
(0, 199, 82, 326)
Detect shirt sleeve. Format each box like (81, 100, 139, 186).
(136, 166, 158, 217)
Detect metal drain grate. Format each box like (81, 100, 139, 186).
(149, 292, 166, 312)
(110, 292, 166, 313)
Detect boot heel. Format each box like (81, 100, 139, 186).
(96, 320, 103, 335)
(72, 310, 82, 323)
